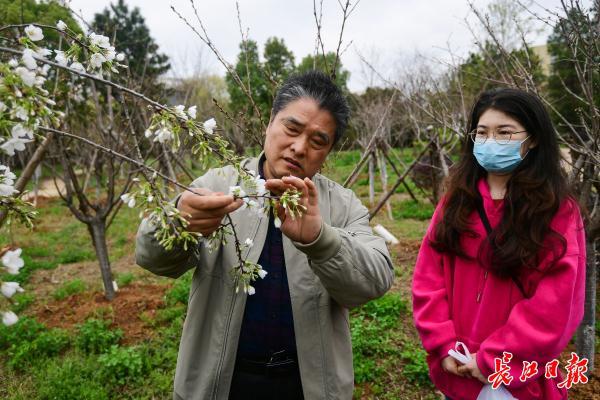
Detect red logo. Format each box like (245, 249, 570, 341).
(489, 352, 514, 389)
(557, 353, 589, 389)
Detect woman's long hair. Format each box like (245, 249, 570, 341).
(430, 88, 571, 282)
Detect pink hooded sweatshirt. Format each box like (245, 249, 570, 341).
(412, 179, 586, 400)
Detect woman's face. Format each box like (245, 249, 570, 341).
(476, 109, 535, 158)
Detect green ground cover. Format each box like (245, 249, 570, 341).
(2, 149, 595, 399)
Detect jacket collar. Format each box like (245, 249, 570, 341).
(477, 177, 505, 215)
(241, 152, 263, 177)
(477, 177, 492, 200)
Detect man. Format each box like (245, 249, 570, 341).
(136, 70, 394, 400)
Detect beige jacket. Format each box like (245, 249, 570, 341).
(135, 156, 394, 400)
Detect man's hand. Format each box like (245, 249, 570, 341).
(177, 187, 243, 236)
(457, 353, 488, 384)
(265, 176, 322, 244)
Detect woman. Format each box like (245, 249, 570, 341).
(412, 88, 586, 400)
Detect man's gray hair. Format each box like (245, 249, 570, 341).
(271, 70, 350, 145)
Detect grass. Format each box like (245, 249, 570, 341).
(53, 279, 87, 300)
(3, 149, 595, 399)
(0, 148, 438, 399)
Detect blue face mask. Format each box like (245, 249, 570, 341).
(473, 137, 530, 173)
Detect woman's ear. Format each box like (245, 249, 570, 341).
(524, 134, 538, 149)
(528, 138, 538, 149)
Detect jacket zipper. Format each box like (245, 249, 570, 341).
(476, 271, 488, 303)
(212, 214, 263, 398)
(212, 277, 239, 398)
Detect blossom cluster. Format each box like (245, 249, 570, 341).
(144, 105, 217, 146)
(229, 169, 267, 216)
(0, 19, 309, 315)
(22, 23, 126, 75)
(0, 163, 27, 325)
(1, 247, 25, 326)
(21, 23, 124, 77)
(0, 163, 27, 326)
(0, 21, 131, 327)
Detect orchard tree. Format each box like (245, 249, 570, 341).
(225, 39, 269, 137)
(547, 4, 600, 131)
(92, 0, 170, 97)
(263, 37, 295, 87)
(0, 21, 307, 320)
(297, 52, 350, 92)
(0, 0, 81, 43)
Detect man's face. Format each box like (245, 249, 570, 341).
(263, 97, 336, 180)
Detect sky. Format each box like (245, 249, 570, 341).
(65, 0, 588, 92)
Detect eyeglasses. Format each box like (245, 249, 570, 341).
(468, 128, 528, 145)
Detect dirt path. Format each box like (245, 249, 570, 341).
(22, 177, 66, 202)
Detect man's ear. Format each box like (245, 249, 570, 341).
(268, 109, 275, 125)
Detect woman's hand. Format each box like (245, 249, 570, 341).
(457, 353, 488, 384)
(442, 356, 469, 378)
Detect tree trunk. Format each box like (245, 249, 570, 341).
(0, 132, 54, 226)
(575, 236, 596, 377)
(88, 220, 116, 300)
(430, 143, 440, 204)
(368, 152, 376, 206)
(33, 164, 41, 207)
(378, 149, 393, 220)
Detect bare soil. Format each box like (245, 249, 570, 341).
(26, 253, 167, 299)
(30, 282, 169, 346)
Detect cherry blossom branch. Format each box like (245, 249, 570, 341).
(0, 46, 165, 110)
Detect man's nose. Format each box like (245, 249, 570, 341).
(290, 136, 308, 157)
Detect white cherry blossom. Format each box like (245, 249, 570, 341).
(1, 137, 31, 156)
(34, 76, 46, 87)
(56, 20, 67, 31)
(39, 64, 51, 76)
(24, 25, 43, 41)
(89, 33, 111, 49)
(35, 48, 52, 59)
(0, 166, 17, 185)
(187, 105, 197, 119)
(15, 66, 36, 86)
(21, 48, 37, 70)
(104, 47, 116, 61)
(154, 127, 173, 143)
(229, 186, 246, 198)
(1, 311, 18, 326)
(2, 248, 25, 275)
(70, 62, 85, 73)
(15, 106, 28, 121)
(54, 50, 68, 66)
(203, 118, 217, 134)
(1, 282, 24, 298)
(11, 124, 34, 139)
(174, 105, 187, 120)
(120, 193, 136, 208)
(90, 53, 107, 69)
(0, 182, 17, 196)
